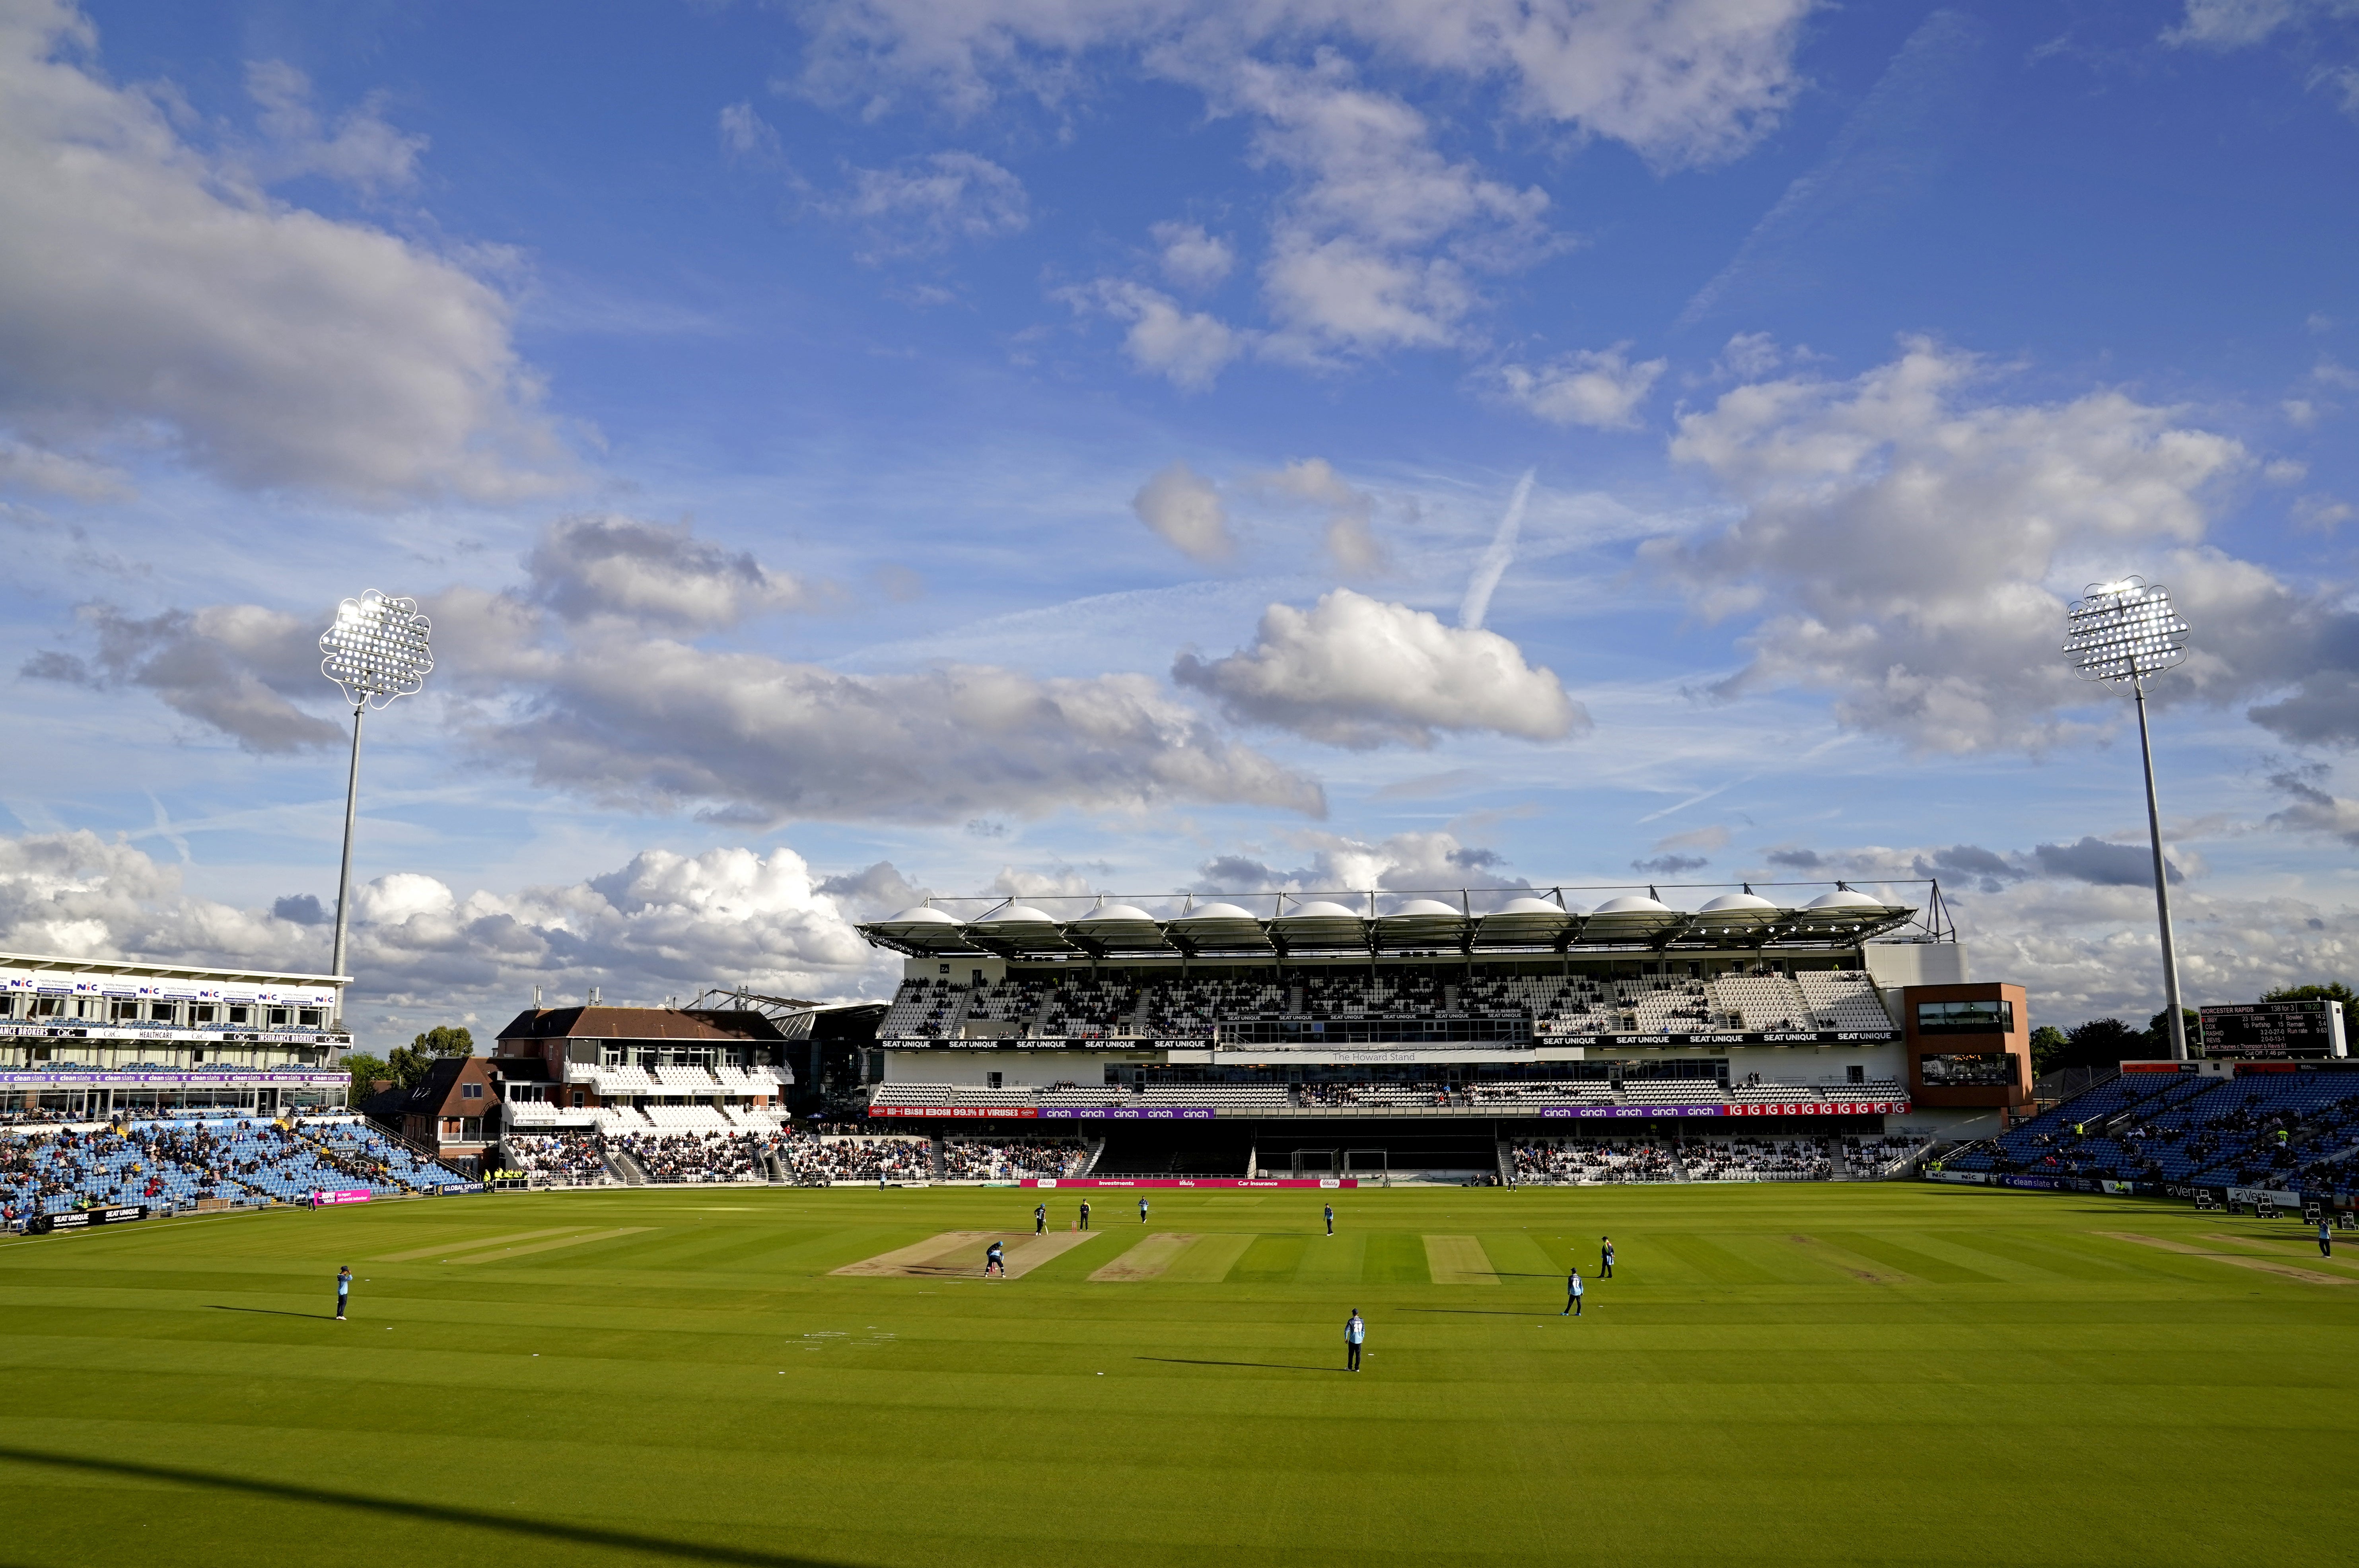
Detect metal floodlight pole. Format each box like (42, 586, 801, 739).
(2063, 577, 2191, 1061)
(319, 590, 434, 1027)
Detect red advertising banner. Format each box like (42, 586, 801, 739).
(1726, 1101, 1906, 1117)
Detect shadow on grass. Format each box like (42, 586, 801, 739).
(0, 1446, 849, 1567)
(206, 1306, 333, 1321)
(1400, 1308, 1559, 1316)
(1136, 1356, 1344, 1373)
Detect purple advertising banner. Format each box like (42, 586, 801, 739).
(0, 1070, 346, 1088)
(1035, 1106, 1215, 1121)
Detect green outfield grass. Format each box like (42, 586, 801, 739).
(1, 1182, 2352, 1567)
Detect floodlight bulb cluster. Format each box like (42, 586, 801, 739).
(2062, 576, 2189, 683)
(319, 589, 433, 709)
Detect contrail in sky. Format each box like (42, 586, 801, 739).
(1458, 468, 1534, 631)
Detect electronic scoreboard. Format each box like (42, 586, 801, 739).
(2196, 999, 2347, 1058)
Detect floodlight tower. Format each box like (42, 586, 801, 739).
(2063, 578, 2192, 1060)
(318, 591, 433, 1019)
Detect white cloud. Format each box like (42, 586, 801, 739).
(794, 0, 1818, 169)
(1173, 587, 1585, 749)
(1061, 278, 1244, 390)
(834, 150, 1028, 259)
(526, 513, 817, 630)
(243, 59, 426, 192)
(1494, 345, 1665, 429)
(1194, 828, 1521, 895)
(1733, 836, 2359, 1028)
(1151, 220, 1233, 289)
(1131, 460, 1233, 562)
(1651, 338, 2274, 753)
(0, 2, 563, 501)
(22, 601, 343, 753)
(33, 516, 1328, 824)
(718, 100, 783, 159)
(794, 2, 1815, 369)
(0, 434, 126, 499)
(0, 828, 893, 1035)
(461, 632, 1324, 824)
(2165, 1, 2359, 118)
(2166, 0, 2353, 48)
(1254, 457, 1384, 573)
(1223, 57, 1554, 362)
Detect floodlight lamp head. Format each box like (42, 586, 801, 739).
(319, 589, 432, 709)
(2063, 575, 2188, 684)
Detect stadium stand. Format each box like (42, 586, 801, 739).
(611, 1130, 767, 1183)
(0, 1114, 470, 1225)
(1685, 1137, 1832, 1181)
(938, 1137, 1088, 1180)
(507, 1132, 613, 1185)
(872, 964, 1896, 1043)
(869, 1077, 1908, 1116)
(1512, 1140, 1684, 1184)
(772, 1134, 933, 1186)
(1935, 1066, 2359, 1197)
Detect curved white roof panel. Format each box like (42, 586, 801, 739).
(850, 882, 1920, 955)
(1489, 895, 1574, 917)
(977, 904, 1058, 925)
(1171, 902, 1259, 923)
(1592, 894, 1675, 916)
(1072, 903, 1158, 925)
(1383, 898, 1462, 919)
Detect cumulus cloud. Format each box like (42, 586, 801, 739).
(1192, 829, 1518, 895)
(1230, 56, 1555, 363)
(41, 515, 1326, 825)
(1152, 220, 1234, 290)
(1060, 278, 1244, 390)
(1494, 345, 1666, 428)
(526, 513, 816, 630)
(1174, 587, 1585, 748)
(0, 2, 563, 501)
(817, 860, 932, 917)
(1255, 457, 1384, 573)
(467, 637, 1325, 824)
(1131, 460, 1233, 562)
(1632, 853, 1708, 876)
(0, 828, 893, 1037)
(23, 602, 342, 752)
(1642, 338, 2359, 754)
(243, 59, 426, 192)
(833, 150, 1027, 259)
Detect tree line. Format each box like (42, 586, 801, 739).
(2030, 983, 2353, 1077)
(342, 1026, 475, 1101)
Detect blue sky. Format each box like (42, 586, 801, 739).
(3, 0, 2358, 1043)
